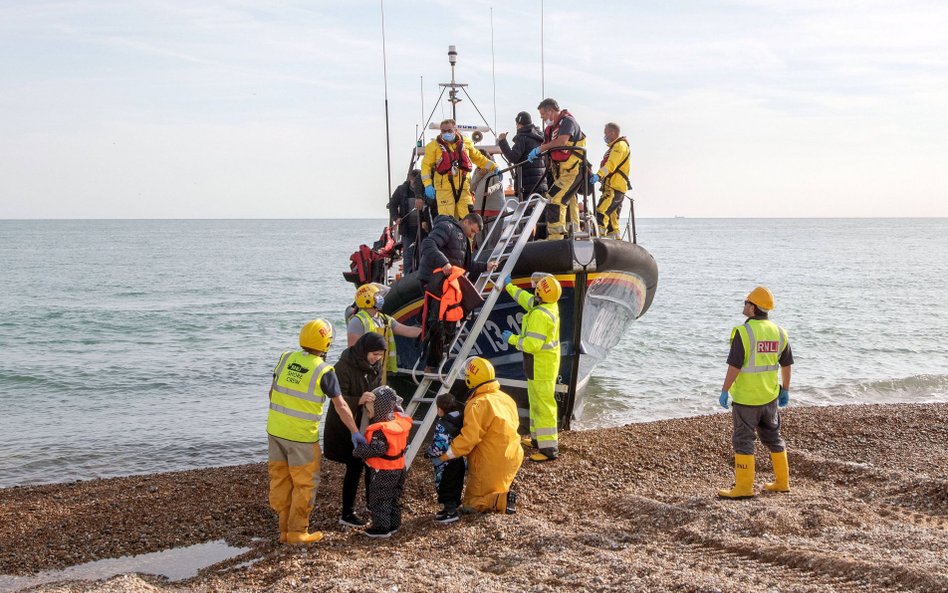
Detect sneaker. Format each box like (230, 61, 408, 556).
(435, 509, 460, 524)
(338, 513, 368, 527)
(505, 491, 517, 515)
(363, 527, 393, 538)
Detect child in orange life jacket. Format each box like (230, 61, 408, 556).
(352, 385, 413, 538)
(425, 393, 465, 524)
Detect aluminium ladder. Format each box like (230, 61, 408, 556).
(402, 193, 548, 469)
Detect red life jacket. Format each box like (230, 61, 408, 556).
(437, 266, 467, 322)
(544, 109, 582, 162)
(435, 136, 473, 175)
(363, 413, 413, 470)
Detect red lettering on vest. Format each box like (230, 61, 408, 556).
(757, 341, 779, 353)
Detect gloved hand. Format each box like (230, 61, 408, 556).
(589, 173, 600, 184)
(351, 432, 367, 448)
(502, 274, 512, 288)
(501, 330, 514, 343)
(778, 387, 790, 407)
(424, 185, 435, 199)
(719, 390, 730, 409)
(527, 147, 540, 162)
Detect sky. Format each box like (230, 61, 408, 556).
(1, 0, 947, 219)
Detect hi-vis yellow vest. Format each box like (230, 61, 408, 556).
(355, 310, 397, 373)
(267, 350, 332, 443)
(729, 319, 788, 406)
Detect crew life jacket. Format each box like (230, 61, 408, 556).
(435, 136, 474, 176)
(729, 319, 788, 406)
(544, 109, 586, 163)
(267, 351, 332, 443)
(355, 309, 398, 373)
(363, 412, 413, 470)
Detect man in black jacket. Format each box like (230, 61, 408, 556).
(418, 213, 498, 370)
(387, 170, 425, 273)
(498, 111, 548, 199)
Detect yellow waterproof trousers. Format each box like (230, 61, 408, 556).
(435, 186, 473, 220)
(527, 378, 559, 455)
(267, 435, 321, 536)
(596, 186, 624, 238)
(545, 161, 582, 240)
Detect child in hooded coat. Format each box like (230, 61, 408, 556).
(352, 385, 413, 538)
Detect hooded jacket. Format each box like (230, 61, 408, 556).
(418, 215, 487, 286)
(323, 333, 386, 463)
(499, 125, 548, 198)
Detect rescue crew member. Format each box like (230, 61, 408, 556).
(421, 119, 499, 220)
(417, 214, 498, 370)
(718, 286, 794, 499)
(527, 98, 587, 240)
(440, 357, 523, 514)
(267, 319, 366, 544)
(501, 273, 562, 462)
(589, 122, 631, 238)
(353, 385, 413, 538)
(347, 283, 422, 376)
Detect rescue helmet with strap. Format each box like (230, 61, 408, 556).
(746, 286, 775, 312)
(299, 319, 333, 352)
(464, 356, 495, 389)
(532, 273, 562, 303)
(355, 283, 384, 310)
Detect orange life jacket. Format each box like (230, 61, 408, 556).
(435, 136, 473, 175)
(544, 110, 583, 162)
(363, 413, 413, 470)
(437, 266, 467, 322)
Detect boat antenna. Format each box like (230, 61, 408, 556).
(491, 7, 497, 134)
(380, 0, 393, 207)
(448, 45, 460, 121)
(540, 0, 545, 99)
(420, 76, 425, 146)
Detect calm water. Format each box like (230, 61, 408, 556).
(1, 219, 946, 487)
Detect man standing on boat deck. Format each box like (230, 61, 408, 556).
(590, 122, 631, 239)
(267, 319, 365, 544)
(421, 119, 499, 220)
(387, 169, 425, 273)
(717, 286, 794, 499)
(498, 111, 548, 200)
(527, 98, 587, 240)
(501, 273, 562, 462)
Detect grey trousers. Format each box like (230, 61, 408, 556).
(731, 400, 786, 455)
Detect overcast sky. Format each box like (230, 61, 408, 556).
(2, 0, 947, 219)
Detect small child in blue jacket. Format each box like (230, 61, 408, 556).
(426, 393, 465, 523)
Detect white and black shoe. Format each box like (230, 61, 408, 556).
(364, 527, 394, 538)
(339, 513, 368, 528)
(435, 508, 460, 524)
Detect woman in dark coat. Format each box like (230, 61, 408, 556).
(324, 331, 387, 526)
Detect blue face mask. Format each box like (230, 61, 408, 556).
(603, 135, 610, 143)
(442, 132, 456, 142)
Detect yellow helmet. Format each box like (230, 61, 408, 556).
(355, 284, 381, 309)
(299, 319, 333, 352)
(464, 356, 495, 389)
(533, 273, 562, 303)
(745, 286, 775, 312)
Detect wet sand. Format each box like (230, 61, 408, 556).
(2, 403, 947, 593)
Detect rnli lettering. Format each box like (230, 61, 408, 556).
(757, 341, 779, 354)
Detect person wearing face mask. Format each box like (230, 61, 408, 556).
(589, 122, 631, 239)
(420, 119, 499, 220)
(323, 332, 388, 527)
(526, 98, 587, 240)
(498, 111, 548, 200)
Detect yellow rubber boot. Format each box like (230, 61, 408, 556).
(718, 454, 756, 499)
(764, 450, 790, 492)
(286, 531, 323, 544)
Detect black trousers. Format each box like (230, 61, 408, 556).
(437, 458, 465, 509)
(367, 468, 406, 532)
(341, 457, 372, 516)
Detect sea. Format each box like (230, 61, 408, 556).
(1, 218, 947, 488)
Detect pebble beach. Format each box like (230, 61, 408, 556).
(2, 402, 947, 593)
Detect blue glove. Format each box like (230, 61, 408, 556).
(501, 330, 514, 343)
(778, 388, 790, 408)
(719, 390, 730, 409)
(351, 432, 366, 448)
(527, 147, 540, 162)
(502, 274, 512, 288)
(589, 173, 600, 184)
(424, 185, 435, 199)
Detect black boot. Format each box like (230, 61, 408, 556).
(505, 491, 517, 515)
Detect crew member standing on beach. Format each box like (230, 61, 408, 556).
(501, 273, 562, 462)
(267, 319, 366, 544)
(421, 119, 499, 220)
(718, 286, 794, 499)
(347, 284, 422, 377)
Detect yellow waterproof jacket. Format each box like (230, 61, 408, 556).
(421, 136, 496, 191)
(597, 137, 631, 192)
(505, 282, 560, 380)
(443, 380, 523, 512)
